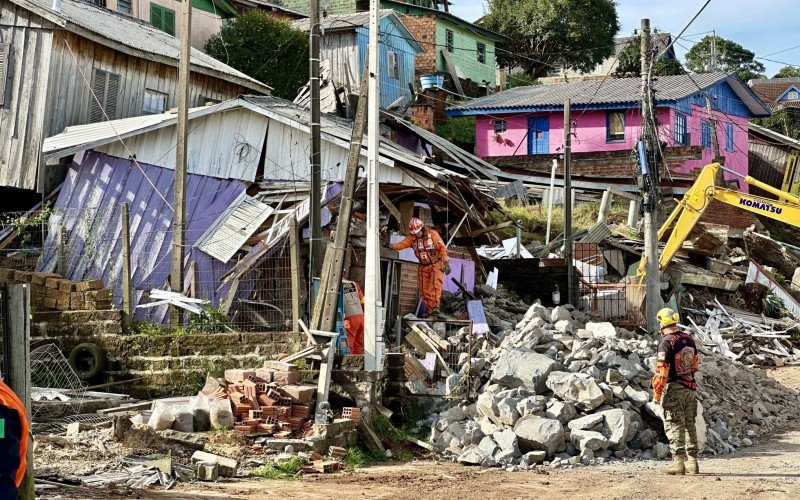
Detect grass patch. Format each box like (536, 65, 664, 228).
(494, 202, 631, 245)
(344, 446, 389, 469)
(253, 456, 309, 479)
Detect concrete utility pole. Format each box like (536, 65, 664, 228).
(364, 0, 383, 372)
(640, 18, 661, 334)
(309, 0, 323, 282)
(563, 100, 574, 305)
(171, 0, 192, 324)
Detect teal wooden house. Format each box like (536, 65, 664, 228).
(293, 10, 424, 109)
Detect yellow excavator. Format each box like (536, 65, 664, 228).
(637, 162, 800, 278)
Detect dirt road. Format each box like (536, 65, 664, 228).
(141, 429, 800, 500)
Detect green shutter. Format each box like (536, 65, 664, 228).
(163, 8, 176, 36)
(150, 3, 163, 30)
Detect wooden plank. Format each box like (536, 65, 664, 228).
(468, 220, 514, 238)
(440, 49, 464, 96)
(289, 216, 301, 334)
(379, 190, 404, 226)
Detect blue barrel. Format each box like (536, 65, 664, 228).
(420, 74, 445, 90)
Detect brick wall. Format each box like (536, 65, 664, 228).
(487, 146, 704, 180)
(397, 14, 437, 78)
(31, 314, 306, 397)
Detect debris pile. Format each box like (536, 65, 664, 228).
(426, 302, 800, 469)
(684, 299, 800, 366)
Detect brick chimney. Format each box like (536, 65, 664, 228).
(411, 88, 446, 133)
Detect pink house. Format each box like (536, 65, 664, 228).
(446, 73, 771, 190)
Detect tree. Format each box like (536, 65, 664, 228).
(684, 35, 765, 82)
(614, 36, 685, 77)
(774, 66, 800, 79)
(753, 108, 800, 140)
(482, 0, 620, 79)
(205, 12, 309, 100)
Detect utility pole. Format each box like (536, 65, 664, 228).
(563, 100, 574, 305)
(364, 0, 383, 373)
(171, 0, 192, 325)
(640, 18, 661, 334)
(710, 30, 717, 72)
(309, 0, 323, 283)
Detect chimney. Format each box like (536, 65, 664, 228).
(52, 0, 62, 13)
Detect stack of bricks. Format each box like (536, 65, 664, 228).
(0, 268, 112, 311)
(215, 360, 315, 437)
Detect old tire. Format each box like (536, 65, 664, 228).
(69, 343, 106, 380)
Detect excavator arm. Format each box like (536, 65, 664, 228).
(637, 163, 800, 278)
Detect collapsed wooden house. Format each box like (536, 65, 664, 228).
(39, 95, 508, 330)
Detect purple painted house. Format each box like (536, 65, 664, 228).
(447, 72, 771, 190)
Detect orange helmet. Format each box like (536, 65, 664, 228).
(408, 217, 424, 235)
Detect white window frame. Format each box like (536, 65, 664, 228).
(142, 88, 168, 115)
(387, 51, 399, 79)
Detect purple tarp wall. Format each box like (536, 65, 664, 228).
(38, 151, 249, 323)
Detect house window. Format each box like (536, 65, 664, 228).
(143, 89, 168, 115)
(150, 3, 176, 36)
(726, 122, 735, 152)
(117, 0, 132, 14)
(701, 121, 711, 149)
(674, 113, 688, 146)
(477, 42, 486, 64)
(89, 69, 120, 123)
(0, 43, 10, 106)
(445, 29, 454, 53)
(787, 90, 800, 100)
(493, 119, 507, 134)
(606, 111, 625, 142)
(91, 0, 107, 6)
(387, 51, 399, 79)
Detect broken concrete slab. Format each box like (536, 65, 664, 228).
(545, 372, 605, 411)
(491, 348, 556, 393)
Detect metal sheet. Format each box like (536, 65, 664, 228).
(195, 192, 274, 263)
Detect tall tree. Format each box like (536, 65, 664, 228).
(684, 35, 765, 81)
(774, 66, 800, 79)
(614, 35, 684, 77)
(205, 12, 309, 100)
(482, 0, 620, 78)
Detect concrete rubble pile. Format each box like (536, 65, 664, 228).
(427, 302, 800, 470)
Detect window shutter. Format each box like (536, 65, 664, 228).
(0, 43, 9, 106)
(105, 72, 120, 120)
(150, 3, 163, 30)
(89, 69, 108, 123)
(164, 9, 176, 36)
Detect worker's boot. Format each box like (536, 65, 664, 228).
(686, 453, 699, 474)
(661, 454, 686, 475)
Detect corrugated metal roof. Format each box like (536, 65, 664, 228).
(16, 0, 271, 93)
(292, 10, 423, 53)
(449, 72, 764, 114)
(292, 9, 394, 31)
(195, 192, 274, 263)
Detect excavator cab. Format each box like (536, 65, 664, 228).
(780, 153, 800, 195)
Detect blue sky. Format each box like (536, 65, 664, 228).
(450, 0, 799, 78)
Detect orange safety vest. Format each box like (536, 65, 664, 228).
(0, 380, 28, 487)
(393, 229, 448, 266)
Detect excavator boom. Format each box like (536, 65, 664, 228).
(637, 163, 800, 278)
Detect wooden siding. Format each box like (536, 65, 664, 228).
(0, 0, 55, 190)
(45, 30, 245, 139)
(749, 141, 788, 197)
(356, 14, 417, 108)
(319, 30, 360, 92)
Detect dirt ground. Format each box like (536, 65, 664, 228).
(40, 366, 800, 500)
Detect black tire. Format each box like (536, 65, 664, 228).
(69, 342, 106, 380)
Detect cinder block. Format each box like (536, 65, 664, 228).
(278, 384, 316, 404)
(272, 371, 300, 386)
(224, 369, 256, 384)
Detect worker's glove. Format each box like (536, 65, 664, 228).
(385, 241, 395, 251)
(443, 261, 451, 275)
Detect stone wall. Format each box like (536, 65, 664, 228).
(30, 309, 305, 397)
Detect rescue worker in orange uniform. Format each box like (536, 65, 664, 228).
(1, 379, 29, 499)
(388, 218, 451, 317)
